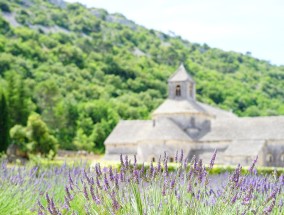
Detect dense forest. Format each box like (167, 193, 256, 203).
(0, 0, 284, 155)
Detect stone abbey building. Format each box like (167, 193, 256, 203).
(104, 64, 284, 167)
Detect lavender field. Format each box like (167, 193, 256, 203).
(0, 151, 283, 215)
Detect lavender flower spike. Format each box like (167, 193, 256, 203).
(83, 184, 89, 200)
(125, 155, 129, 169)
(264, 199, 276, 214)
(120, 154, 124, 167)
(175, 151, 178, 163)
(37, 200, 45, 211)
(179, 149, 184, 163)
(249, 155, 258, 174)
(209, 149, 217, 170)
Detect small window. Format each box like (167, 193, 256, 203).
(280, 154, 284, 162)
(152, 157, 155, 162)
(176, 85, 181, 96)
(266, 154, 273, 163)
(169, 157, 174, 162)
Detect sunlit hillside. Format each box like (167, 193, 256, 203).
(0, 0, 284, 152)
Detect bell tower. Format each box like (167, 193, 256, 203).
(153, 63, 212, 139)
(168, 64, 195, 100)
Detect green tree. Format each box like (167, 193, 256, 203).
(0, 17, 10, 35)
(35, 80, 61, 129)
(10, 124, 29, 152)
(26, 113, 58, 156)
(0, 92, 9, 152)
(10, 113, 58, 157)
(6, 71, 32, 126)
(73, 128, 95, 152)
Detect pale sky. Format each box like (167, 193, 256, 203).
(65, 0, 284, 66)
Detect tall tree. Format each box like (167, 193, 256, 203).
(5, 71, 32, 126)
(0, 92, 9, 152)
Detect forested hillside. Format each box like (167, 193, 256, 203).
(0, 0, 284, 153)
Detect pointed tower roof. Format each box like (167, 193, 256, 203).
(168, 64, 194, 82)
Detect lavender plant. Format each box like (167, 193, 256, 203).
(0, 152, 283, 214)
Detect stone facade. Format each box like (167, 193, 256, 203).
(104, 64, 284, 167)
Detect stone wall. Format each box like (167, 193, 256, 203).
(265, 140, 284, 167)
(168, 81, 195, 100)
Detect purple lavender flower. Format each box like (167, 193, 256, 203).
(162, 178, 167, 196)
(231, 192, 238, 204)
(209, 149, 217, 170)
(243, 185, 254, 205)
(95, 163, 101, 177)
(183, 158, 188, 169)
(170, 178, 175, 189)
(104, 173, 110, 190)
(134, 154, 137, 167)
(64, 196, 70, 209)
(175, 151, 178, 163)
(179, 149, 184, 163)
(187, 181, 192, 193)
(249, 155, 258, 174)
(47, 205, 53, 215)
(68, 171, 74, 185)
(98, 163, 102, 175)
(38, 208, 44, 215)
(120, 167, 125, 182)
(141, 163, 145, 175)
(45, 193, 51, 205)
(115, 173, 119, 189)
(83, 184, 89, 200)
(120, 154, 124, 167)
(96, 176, 102, 190)
(266, 187, 279, 203)
(50, 198, 58, 214)
(109, 166, 114, 181)
(279, 174, 284, 185)
(69, 183, 74, 191)
(161, 183, 166, 196)
(90, 177, 94, 185)
(197, 159, 203, 172)
(198, 167, 204, 183)
(65, 186, 73, 200)
(231, 164, 242, 185)
(187, 168, 194, 180)
(157, 156, 161, 173)
(111, 191, 120, 211)
(164, 158, 169, 177)
(90, 185, 96, 201)
(196, 190, 201, 200)
(84, 169, 91, 185)
(150, 161, 154, 176)
(37, 200, 45, 211)
(125, 155, 129, 169)
(133, 169, 140, 184)
(263, 199, 276, 214)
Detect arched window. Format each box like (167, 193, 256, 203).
(280, 154, 284, 162)
(266, 154, 273, 163)
(176, 85, 181, 96)
(169, 157, 174, 162)
(152, 157, 155, 162)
